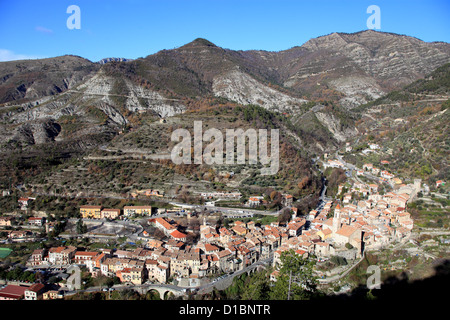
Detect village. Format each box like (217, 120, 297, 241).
(0, 146, 426, 300)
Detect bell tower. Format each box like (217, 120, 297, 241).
(333, 203, 341, 233)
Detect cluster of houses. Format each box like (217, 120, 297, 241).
(22, 211, 309, 289)
(247, 194, 293, 207)
(0, 283, 47, 300)
(325, 157, 402, 186)
(197, 212, 315, 270)
(3, 152, 419, 298)
(22, 170, 416, 289)
(306, 181, 415, 256)
(130, 189, 163, 198)
(359, 163, 401, 185)
(0, 215, 50, 241)
(79, 205, 152, 220)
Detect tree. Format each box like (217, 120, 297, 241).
(270, 249, 319, 300)
(225, 273, 247, 299)
(277, 208, 291, 224)
(270, 190, 279, 201)
(297, 176, 309, 189)
(241, 270, 271, 300)
(76, 218, 87, 234)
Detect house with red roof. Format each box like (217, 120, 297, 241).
(24, 283, 45, 300)
(170, 229, 187, 242)
(154, 217, 177, 236)
(0, 285, 28, 300)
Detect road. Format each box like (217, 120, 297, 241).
(196, 254, 273, 294)
(334, 151, 387, 186)
(192, 202, 282, 217)
(305, 176, 330, 225)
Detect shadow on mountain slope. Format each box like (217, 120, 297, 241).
(321, 258, 449, 302)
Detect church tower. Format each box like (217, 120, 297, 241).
(332, 203, 341, 233)
(291, 208, 297, 221)
(200, 216, 207, 232)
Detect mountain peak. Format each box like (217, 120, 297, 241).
(182, 38, 218, 48)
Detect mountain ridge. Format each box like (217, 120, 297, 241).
(0, 30, 448, 159)
(1, 30, 449, 107)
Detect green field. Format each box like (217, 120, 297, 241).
(0, 248, 12, 259)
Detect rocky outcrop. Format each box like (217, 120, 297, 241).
(2, 71, 186, 124)
(330, 76, 385, 108)
(0, 70, 186, 151)
(314, 110, 358, 143)
(212, 69, 307, 113)
(76, 72, 186, 118)
(283, 31, 450, 107)
(0, 118, 61, 147)
(0, 55, 98, 104)
(97, 57, 133, 64)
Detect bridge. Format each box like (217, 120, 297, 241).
(133, 284, 185, 299)
(64, 283, 185, 300)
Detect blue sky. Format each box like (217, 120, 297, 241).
(0, 0, 449, 62)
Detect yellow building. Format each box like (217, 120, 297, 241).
(0, 216, 13, 226)
(101, 208, 121, 219)
(117, 267, 146, 285)
(42, 290, 63, 300)
(317, 228, 333, 241)
(80, 205, 102, 219)
(123, 206, 152, 217)
(232, 225, 247, 236)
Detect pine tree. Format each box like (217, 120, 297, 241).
(76, 218, 87, 234)
(270, 249, 319, 300)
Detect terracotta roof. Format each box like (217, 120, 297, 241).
(102, 208, 121, 213)
(75, 251, 98, 257)
(26, 283, 45, 293)
(232, 225, 247, 234)
(204, 244, 219, 252)
(336, 225, 358, 237)
(49, 246, 66, 253)
(124, 206, 152, 209)
(80, 205, 102, 209)
(155, 217, 176, 230)
(170, 230, 187, 239)
(0, 285, 27, 299)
